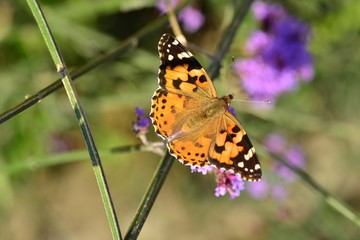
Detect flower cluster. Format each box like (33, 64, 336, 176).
(192, 165, 245, 199)
(246, 133, 305, 203)
(132, 107, 151, 136)
(156, 0, 205, 33)
(233, 1, 313, 105)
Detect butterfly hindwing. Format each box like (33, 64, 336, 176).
(208, 112, 262, 181)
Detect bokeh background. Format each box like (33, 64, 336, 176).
(0, 0, 359, 239)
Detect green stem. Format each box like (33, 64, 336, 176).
(269, 152, 360, 228)
(26, 1, 121, 239)
(125, 154, 175, 240)
(0, 11, 169, 124)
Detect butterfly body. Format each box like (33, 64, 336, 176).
(150, 34, 262, 182)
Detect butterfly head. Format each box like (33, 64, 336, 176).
(221, 94, 234, 106)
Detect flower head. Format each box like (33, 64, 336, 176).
(264, 133, 287, 154)
(274, 145, 305, 182)
(226, 106, 237, 117)
(156, 0, 179, 14)
(178, 6, 205, 33)
(132, 107, 151, 136)
(190, 165, 245, 199)
(234, 1, 313, 106)
(247, 179, 269, 199)
(214, 170, 245, 199)
(191, 165, 214, 175)
(265, 133, 306, 182)
(156, 1, 205, 33)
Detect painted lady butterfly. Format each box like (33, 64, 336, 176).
(150, 34, 262, 181)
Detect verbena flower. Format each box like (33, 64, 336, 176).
(156, 0, 179, 14)
(265, 133, 305, 182)
(246, 179, 269, 199)
(248, 133, 305, 203)
(234, 1, 313, 105)
(178, 6, 205, 33)
(156, 1, 205, 33)
(191, 165, 214, 175)
(191, 165, 245, 199)
(132, 107, 151, 136)
(275, 145, 305, 182)
(264, 133, 287, 154)
(215, 169, 245, 199)
(226, 106, 237, 117)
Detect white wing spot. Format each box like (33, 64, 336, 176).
(172, 39, 179, 45)
(244, 147, 255, 161)
(177, 52, 191, 60)
(167, 44, 171, 48)
(166, 49, 170, 53)
(255, 164, 261, 170)
(168, 54, 174, 61)
(244, 168, 249, 172)
(237, 161, 244, 168)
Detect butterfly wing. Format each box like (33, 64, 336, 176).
(151, 34, 217, 138)
(150, 34, 219, 166)
(208, 111, 262, 181)
(157, 33, 217, 98)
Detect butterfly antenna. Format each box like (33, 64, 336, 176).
(226, 56, 235, 92)
(232, 99, 271, 104)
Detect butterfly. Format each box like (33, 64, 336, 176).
(150, 34, 261, 181)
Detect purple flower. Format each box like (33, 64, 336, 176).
(271, 185, 288, 204)
(247, 179, 269, 199)
(274, 146, 305, 182)
(262, 17, 312, 72)
(191, 165, 214, 175)
(234, 58, 298, 105)
(191, 166, 245, 199)
(264, 133, 306, 182)
(156, 1, 205, 33)
(156, 0, 179, 14)
(285, 146, 305, 169)
(245, 31, 271, 54)
(214, 170, 245, 199)
(264, 133, 287, 154)
(246, 133, 306, 203)
(132, 107, 151, 135)
(226, 106, 236, 117)
(178, 6, 205, 33)
(247, 177, 289, 204)
(234, 1, 313, 106)
(252, 1, 286, 24)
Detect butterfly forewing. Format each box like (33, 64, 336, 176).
(150, 33, 262, 182)
(157, 34, 217, 97)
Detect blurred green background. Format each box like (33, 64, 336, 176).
(0, 0, 359, 239)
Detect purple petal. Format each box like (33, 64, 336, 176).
(135, 106, 145, 117)
(226, 106, 236, 117)
(252, 1, 286, 28)
(156, 0, 179, 14)
(271, 185, 288, 204)
(264, 133, 287, 154)
(245, 31, 272, 54)
(285, 146, 305, 169)
(247, 180, 269, 199)
(178, 6, 205, 33)
(215, 186, 227, 197)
